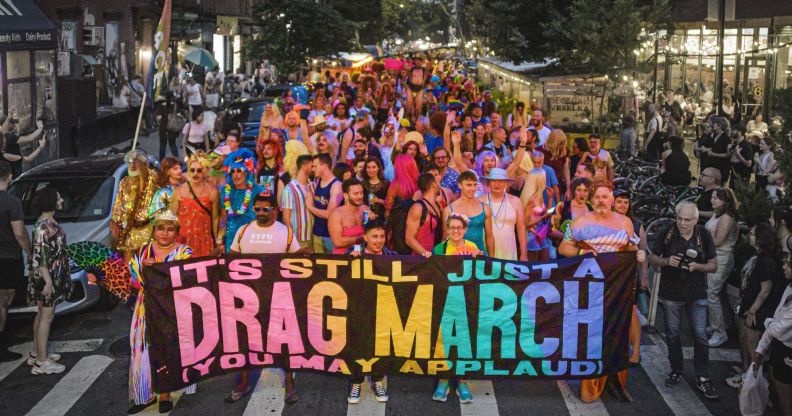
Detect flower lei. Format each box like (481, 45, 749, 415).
(223, 180, 253, 217)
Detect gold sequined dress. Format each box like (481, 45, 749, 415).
(111, 170, 158, 252)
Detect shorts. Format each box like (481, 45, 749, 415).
(0, 257, 26, 291)
(771, 339, 792, 384)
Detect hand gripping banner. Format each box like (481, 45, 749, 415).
(143, 253, 636, 391)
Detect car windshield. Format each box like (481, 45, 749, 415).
(228, 101, 267, 124)
(9, 176, 115, 224)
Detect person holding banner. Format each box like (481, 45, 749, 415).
(558, 181, 645, 403)
(225, 191, 303, 405)
(345, 219, 393, 404)
(431, 212, 482, 403)
(443, 171, 494, 256)
(328, 178, 377, 254)
(127, 211, 195, 415)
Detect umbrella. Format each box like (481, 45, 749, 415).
(182, 46, 218, 68)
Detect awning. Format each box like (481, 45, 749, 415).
(79, 54, 99, 65)
(0, 0, 57, 49)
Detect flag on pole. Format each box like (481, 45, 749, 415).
(145, 0, 172, 99)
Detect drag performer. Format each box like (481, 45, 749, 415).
(219, 149, 264, 251)
(110, 150, 158, 260)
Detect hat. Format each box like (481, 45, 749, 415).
(310, 114, 327, 126)
(430, 75, 440, 84)
(613, 189, 631, 199)
(482, 168, 513, 182)
(404, 131, 424, 146)
(153, 210, 180, 225)
(124, 149, 149, 164)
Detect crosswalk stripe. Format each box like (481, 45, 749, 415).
(243, 370, 286, 416)
(640, 334, 713, 416)
(459, 380, 499, 416)
(24, 355, 113, 416)
(557, 381, 609, 416)
(346, 377, 386, 416)
(0, 339, 103, 383)
(641, 344, 741, 363)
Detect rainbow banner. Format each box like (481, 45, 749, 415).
(145, 0, 172, 99)
(144, 253, 636, 391)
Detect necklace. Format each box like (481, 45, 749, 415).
(223, 180, 253, 217)
(488, 193, 508, 230)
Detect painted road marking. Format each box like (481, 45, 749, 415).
(243, 370, 286, 416)
(640, 333, 713, 416)
(0, 339, 103, 383)
(24, 355, 113, 416)
(459, 380, 499, 416)
(557, 380, 609, 416)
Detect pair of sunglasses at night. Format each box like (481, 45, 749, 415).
(189, 168, 204, 173)
(253, 207, 274, 213)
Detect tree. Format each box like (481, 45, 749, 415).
(327, 0, 384, 45)
(244, 0, 357, 77)
(381, 0, 452, 43)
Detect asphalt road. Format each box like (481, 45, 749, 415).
(0, 300, 772, 416)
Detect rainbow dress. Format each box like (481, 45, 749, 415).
(128, 243, 195, 404)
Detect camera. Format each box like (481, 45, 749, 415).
(676, 248, 699, 271)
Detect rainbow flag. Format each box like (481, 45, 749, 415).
(145, 0, 172, 99)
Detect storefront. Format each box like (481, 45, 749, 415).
(0, 0, 59, 161)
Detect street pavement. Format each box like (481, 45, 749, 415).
(0, 302, 765, 416)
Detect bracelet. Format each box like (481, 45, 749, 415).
(578, 249, 585, 256)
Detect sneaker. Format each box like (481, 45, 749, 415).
(27, 352, 61, 366)
(432, 380, 449, 402)
(371, 380, 388, 402)
(456, 381, 474, 404)
(696, 377, 720, 400)
(665, 370, 683, 387)
(725, 374, 742, 389)
(347, 383, 361, 404)
(31, 359, 66, 375)
(708, 334, 728, 348)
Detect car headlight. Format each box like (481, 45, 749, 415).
(69, 258, 84, 274)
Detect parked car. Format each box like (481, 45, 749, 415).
(7, 153, 157, 316)
(224, 97, 276, 151)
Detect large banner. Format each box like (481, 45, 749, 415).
(144, 253, 636, 392)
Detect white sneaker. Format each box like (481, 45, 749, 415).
(708, 335, 728, 348)
(31, 360, 66, 375)
(27, 352, 61, 366)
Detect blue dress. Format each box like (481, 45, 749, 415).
(224, 184, 265, 250)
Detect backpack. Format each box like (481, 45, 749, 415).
(386, 198, 438, 255)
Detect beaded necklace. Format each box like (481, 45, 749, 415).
(223, 180, 253, 217)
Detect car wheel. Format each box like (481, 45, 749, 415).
(95, 287, 120, 311)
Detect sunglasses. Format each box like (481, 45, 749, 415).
(253, 207, 274, 213)
(190, 168, 204, 173)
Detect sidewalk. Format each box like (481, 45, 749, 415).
(92, 130, 182, 160)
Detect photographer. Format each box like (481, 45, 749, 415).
(649, 201, 719, 400)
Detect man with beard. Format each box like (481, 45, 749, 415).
(328, 178, 376, 254)
(558, 181, 646, 403)
(345, 219, 392, 404)
(340, 111, 374, 164)
(469, 102, 488, 130)
(226, 192, 304, 405)
(308, 114, 338, 160)
(283, 110, 311, 150)
(110, 150, 158, 260)
(529, 109, 551, 147)
(347, 128, 382, 165)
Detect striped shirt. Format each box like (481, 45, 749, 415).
(281, 179, 314, 242)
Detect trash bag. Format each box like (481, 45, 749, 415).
(739, 363, 769, 416)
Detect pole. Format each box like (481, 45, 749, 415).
(648, 268, 661, 328)
(715, 0, 726, 115)
(652, 37, 659, 102)
(131, 91, 147, 151)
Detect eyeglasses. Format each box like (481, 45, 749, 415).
(253, 207, 274, 213)
(677, 217, 697, 223)
(190, 168, 204, 173)
(434, 155, 449, 160)
(448, 226, 466, 231)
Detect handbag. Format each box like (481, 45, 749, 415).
(167, 105, 187, 132)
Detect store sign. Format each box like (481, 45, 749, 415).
(217, 16, 238, 36)
(0, 31, 52, 46)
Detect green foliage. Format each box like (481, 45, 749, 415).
(381, 0, 451, 43)
(488, 88, 517, 116)
(327, 0, 383, 45)
(244, 0, 357, 77)
(731, 175, 772, 226)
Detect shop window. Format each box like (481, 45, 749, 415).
(8, 82, 32, 131)
(6, 51, 31, 80)
(35, 51, 57, 123)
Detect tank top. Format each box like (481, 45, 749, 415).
(313, 177, 338, 237)
(451, 202, 487, 255)
(704, 213, 738, 253)
(257, 162, 281, 197)
(415, 199, 441, 254)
